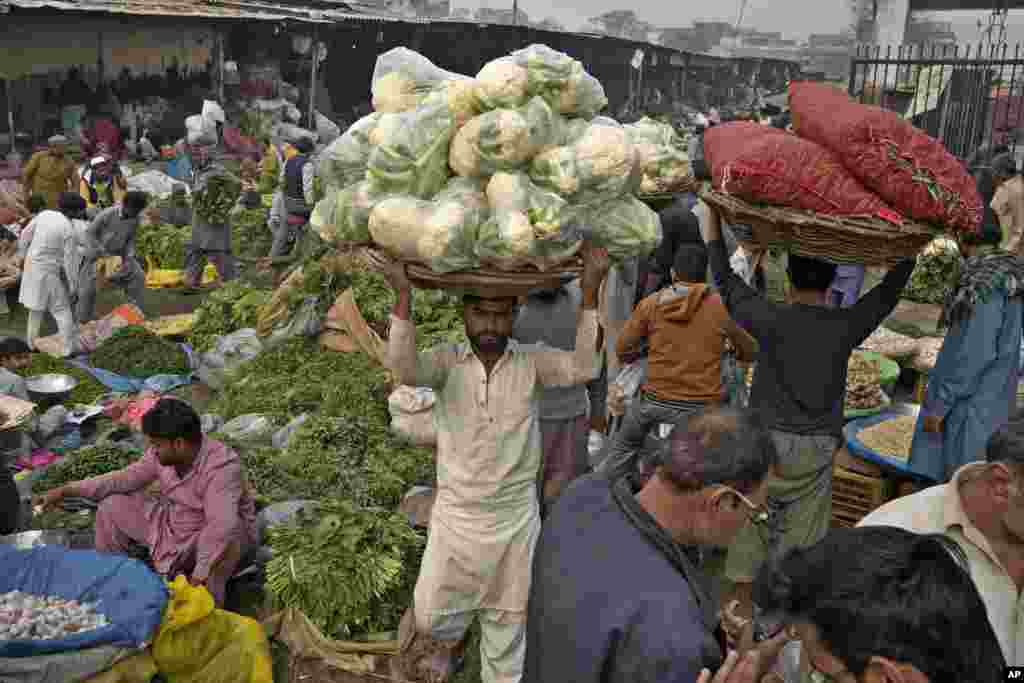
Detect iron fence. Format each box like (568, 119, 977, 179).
(849, 42, 1024, 162)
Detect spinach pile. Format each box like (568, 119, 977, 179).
(194, 173, 241, 224)
(32, 445, 141, 493)
(91, 326, 191, 378)
(136, 223, 189, 270)
(16, 355, 107, 405)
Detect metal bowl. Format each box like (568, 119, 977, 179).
(25, 373, 78, 404)
(0, 530, 70, 550)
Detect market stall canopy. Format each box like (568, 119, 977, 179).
(0, 0, 422, 79)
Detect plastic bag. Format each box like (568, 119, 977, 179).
(262, 296, 324, 349)
(185, 114, 217, 146)
(257, 499, 318, 539)
(530, 118, 641, 206)
(368, 187, 484, 273)
(388, 386, 436, 447)
(579, 195, 663, 263)
(273, 123, 317, 146)
(37, 405, 69, 441)
(608, 358, 647, 417)
(0, 644, 139, 683)
(366, 93, 455, 199)
(317, 113, 386, 190)
(202, 100, 226, 126)
(196, 329, 264, 391)
(152, 576, 273, 683)
(125, 169, 181, 199)
(312, 180, 392, 244)
(475, 45, 608, 118)
(450, 96, 557, 177)
(476, 171, 580, 270)
(201, 413, 225, 435)
(315, 111, 341, 145)
(371, 48, 472, 114)
(272, 413, 310, 449)
(221, 414, 276, 443)
(388, 386, 436, 414)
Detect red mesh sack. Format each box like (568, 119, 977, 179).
(789, 81, 982, 233)
(703, 122, 897, 219)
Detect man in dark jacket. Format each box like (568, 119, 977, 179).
(524, 406, 777, 683)
(699, 201, 914, 615)
(269, 137, 315, 259)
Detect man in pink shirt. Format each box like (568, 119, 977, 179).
(35, 399, 258, 606)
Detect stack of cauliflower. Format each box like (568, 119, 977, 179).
(313, 45, 682, 273)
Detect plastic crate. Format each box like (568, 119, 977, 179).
(831, 465, 891, 528)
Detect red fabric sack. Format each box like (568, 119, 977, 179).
(703, 122, 898, 219)
(788, 81, 982, 233)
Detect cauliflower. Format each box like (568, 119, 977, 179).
(372, 71, 421, 114)
(450, 97, 555, 177)
(529, 119, 640, 205)
(369, 195, 481, 272)
(581, 196, 663, 263)
(442, 78, 480, 129)
(554, 68, 608, 118)
(367, 113, 404, 147)
(474, 59, 530, 111)
(317, 181, 391, 243)
(318, 113, 383, 190)
(366, 94, 455, 199)
(478, 172, 579, 270)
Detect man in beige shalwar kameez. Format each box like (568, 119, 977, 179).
(381, 246, 609, 683)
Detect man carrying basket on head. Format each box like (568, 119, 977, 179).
(698, 202, 915, 616)
(380, 245, 609, 683)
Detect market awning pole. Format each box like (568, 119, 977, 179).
(4, 79, 14, 156)
(308, 25, 319, 132)
(217, 31, 225, 103)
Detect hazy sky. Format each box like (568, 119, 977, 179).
(457, 1, 1024, 43)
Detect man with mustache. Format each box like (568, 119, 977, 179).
(381, 245, 609, 683)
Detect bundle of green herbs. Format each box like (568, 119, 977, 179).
(904, 238, 961, 305)
(232, 207, 274, 259)
(32, 444, 141, 493)
(188, 280, 274, 353)
(136, 223, 189, 270)
(265, 499, 425, 638)
(91, 326, 191, 378)
(194, 173, 242, 224)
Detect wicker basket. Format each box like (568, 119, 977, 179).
(360, 248, 582, 298)
(831, 464, 891, 528)
(701, 189, 941, 267)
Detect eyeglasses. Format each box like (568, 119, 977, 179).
(714, 485, 771, 525)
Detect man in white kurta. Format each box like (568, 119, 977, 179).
(18, 193, 82, 356)
(382, 248, 608, 683)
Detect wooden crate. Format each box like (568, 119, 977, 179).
(831, 465, 891, 528)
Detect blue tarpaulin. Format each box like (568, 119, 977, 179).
(68, 344, 196, 394)
(0, 546, 168, 658)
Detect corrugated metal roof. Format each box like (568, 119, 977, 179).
(0, 0, 426, 23)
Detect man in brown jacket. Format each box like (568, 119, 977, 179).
(597, 244, 757, 474)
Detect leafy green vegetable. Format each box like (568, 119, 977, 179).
(15, 355, 107, 405)
(32, 444, 141, 493)
(347, 269, 466, 349)
(30, 507, 95, 532)
(137, 223, 189, 270)
(232, 207, 274, 260)
(904, 241, 961, 305)
(194, 174, 242, 224)
(210, 339, 392, 423)
(188, 281, 273, 353)
(91, 326, 191, 378)
(265, 499, 425, 638)
(281, 415, 433, 508)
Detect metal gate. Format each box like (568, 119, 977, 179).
(849, 43, 1024, 161)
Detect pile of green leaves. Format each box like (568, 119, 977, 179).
(346, 269, 466, 349)
(238, 110, 274, 141)
(904, 242, 961, 305)
(232, 207, 273, 259)
(210, 338, 391, 423)
(265, 499, 425, 638)
(188, 280, 273, 353)
(15, 355, 107, 405)
(91, 326, 191, 378)
(194, 174, 242, 224)
(136, 223, 189, 270)
(280, 415, 433, 508)
(31, 444, 141, 493)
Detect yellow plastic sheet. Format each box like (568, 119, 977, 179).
(152, 576, 273, 683)
(144, 264, 217, 289)
(144, 314, 196, 337)
(85, 651, 159, 683)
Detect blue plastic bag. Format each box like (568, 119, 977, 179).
(0, 545, 168, 658)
